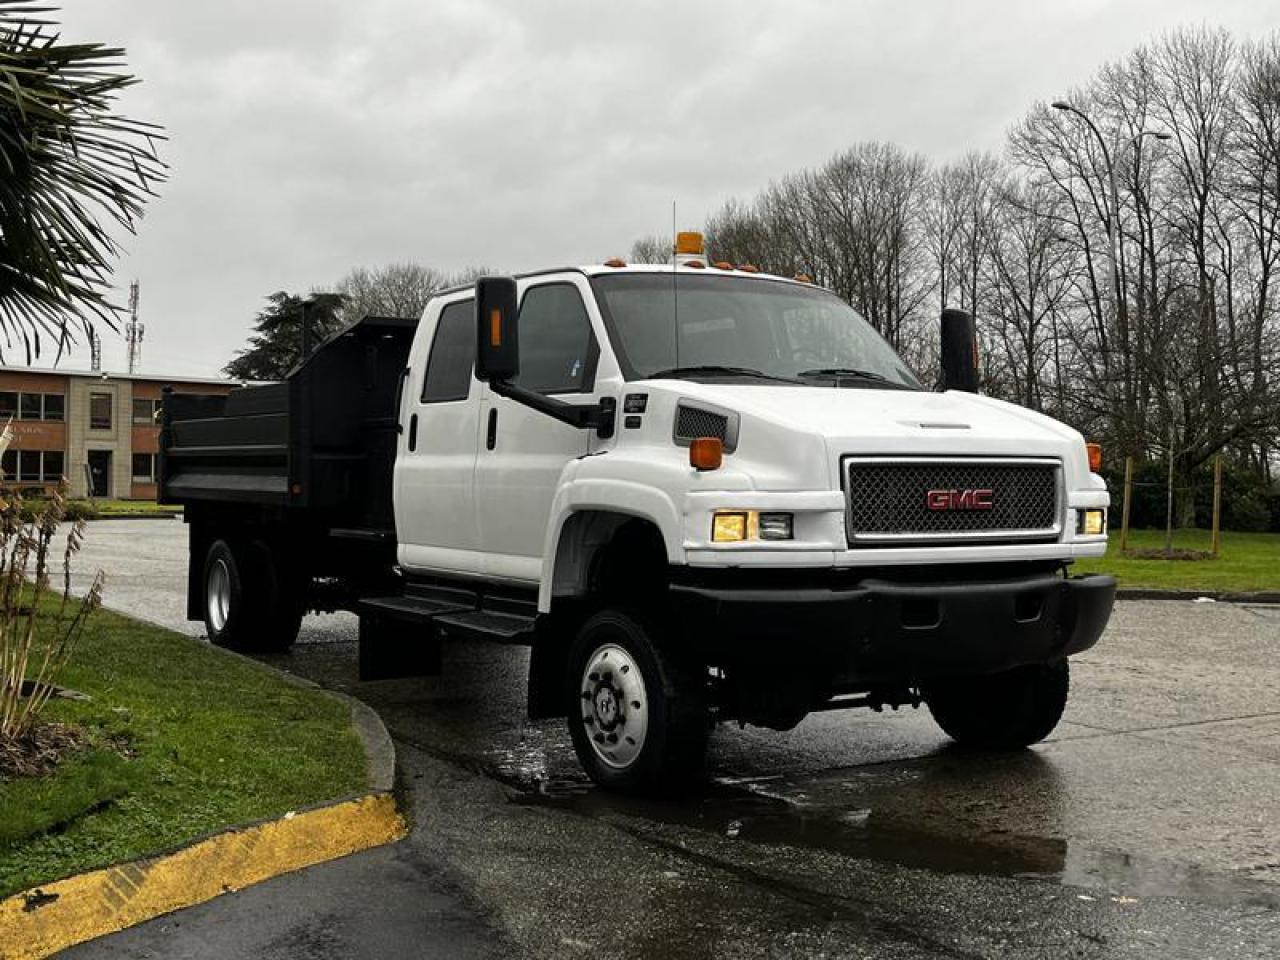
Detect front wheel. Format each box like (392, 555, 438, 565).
(566, 610, 708, 794)
(923, 661, 1069, 750)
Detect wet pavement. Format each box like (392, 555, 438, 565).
(64, 519, 1280, 957)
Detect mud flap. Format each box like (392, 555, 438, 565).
(358, 612, 442, 681)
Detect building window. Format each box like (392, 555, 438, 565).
(17, 450, 40, 482)
(131, 453, 155, 482)
(43, 450, 65, 482)
(132, 397, 160, 425)
(0, 392, 65, 421)
(90, 392, 112, 430)
(0, 450, 65, 483)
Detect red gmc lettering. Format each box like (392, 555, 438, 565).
(926, 488, 994, 511)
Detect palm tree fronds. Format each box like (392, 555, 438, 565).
(0, 0, 166, 363)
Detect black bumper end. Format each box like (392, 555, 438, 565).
(670, 570, 1116, 685)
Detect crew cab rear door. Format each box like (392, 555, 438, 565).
(474, 276, 600, 582)
(395, 294, 486, 576)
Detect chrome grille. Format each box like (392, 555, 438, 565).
(845, 458, 1060, 544)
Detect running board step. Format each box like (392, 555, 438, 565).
(432, 609, 536, 644)
(358, 594, 472, 623)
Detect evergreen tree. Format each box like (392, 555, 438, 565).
(224, 292, 343, 381)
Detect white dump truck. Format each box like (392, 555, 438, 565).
(160, 232, 1115, 792)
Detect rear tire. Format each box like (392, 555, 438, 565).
(566, 609, 708, 794)
(923, 661, 1069, 750)
(202, 539, 300, 652)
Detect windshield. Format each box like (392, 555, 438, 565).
(591, 273, 921, 389)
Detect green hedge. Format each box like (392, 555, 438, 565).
(14, 498, 99, 523)
(1100, 461, 1279, 533)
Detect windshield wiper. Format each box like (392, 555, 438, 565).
(646, 365, 802, 384)
(796, 367, 913, 389)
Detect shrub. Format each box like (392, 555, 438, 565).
(1229, 491, 1273, 533)
(0, 486, 103, 744)
(1102, 459, 1279, 532)
(62, 500, 100, 522)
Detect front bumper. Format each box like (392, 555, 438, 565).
(670, 568, 1116, 685)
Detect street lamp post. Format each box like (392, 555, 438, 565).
(1051, 100, 1170, 339)
(1051, 100, 1170, 458)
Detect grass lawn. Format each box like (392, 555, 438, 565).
(1074, 528, 1280, 594)
(0, 602, 367, 898)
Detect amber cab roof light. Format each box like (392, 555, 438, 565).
(675, 232, 704, 256)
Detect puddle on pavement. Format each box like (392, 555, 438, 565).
(501, 746, 1280, 911)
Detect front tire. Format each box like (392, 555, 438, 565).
(202, 539, 300, 653)
(566, 609, 708, 793)
(923, 661, 1069, 750)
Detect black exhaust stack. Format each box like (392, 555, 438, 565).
(940, 308, 979, 393)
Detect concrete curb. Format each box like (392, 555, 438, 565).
(0, 663, 405, 959)
(1117, 588, 1280, 604)
(86, 513, 182, 521)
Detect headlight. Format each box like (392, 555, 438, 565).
(712, 511, 750, 542)
(1078, 509, 1106, 536)
(711, 510, 793, 542)
(757, 512, 794, 540)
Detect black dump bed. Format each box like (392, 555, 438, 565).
(159, 315, 416, 531)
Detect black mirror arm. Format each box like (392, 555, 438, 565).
(489, 381, 615, 439)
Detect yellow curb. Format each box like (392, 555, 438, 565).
(0, 791, 406, 960)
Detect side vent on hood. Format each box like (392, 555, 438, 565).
(674, 401, 739, 453)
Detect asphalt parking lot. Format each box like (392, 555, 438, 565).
(63, 518, 1280, 958)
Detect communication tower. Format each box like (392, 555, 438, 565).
(125, 280, 144, 374)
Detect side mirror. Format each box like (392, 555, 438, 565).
(475, 276, 519, 382)
(940, 308, 979, 393)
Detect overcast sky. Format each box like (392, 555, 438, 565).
(39, 0, 1280, 378)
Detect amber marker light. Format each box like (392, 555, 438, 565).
(689, 436, 723, 471)
(489, 308, 503, 347)
(675, 231, 705, 256)
(1086, 442, 1103, 472)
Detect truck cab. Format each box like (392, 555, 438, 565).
(162, 235, 1115, 793)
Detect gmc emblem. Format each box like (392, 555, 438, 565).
(926, 488, 994, 511)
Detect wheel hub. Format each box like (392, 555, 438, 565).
(580, 643, 648, 769)
(207, 557, 231, 633)
(593, 685, 620, 729)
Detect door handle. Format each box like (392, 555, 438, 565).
(486, 408, 497, 450)
(408, 413, 418, 452)
(394, 367, 409, 434)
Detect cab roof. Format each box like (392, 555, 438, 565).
(432, 264, 814, 300)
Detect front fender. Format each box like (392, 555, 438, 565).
(538, 477, 684, 611)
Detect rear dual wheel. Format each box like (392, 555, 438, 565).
(566, 609, 709, 794)
(203, 539, 302, 652)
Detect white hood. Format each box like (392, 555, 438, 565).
(650, 381, 1091, 490)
